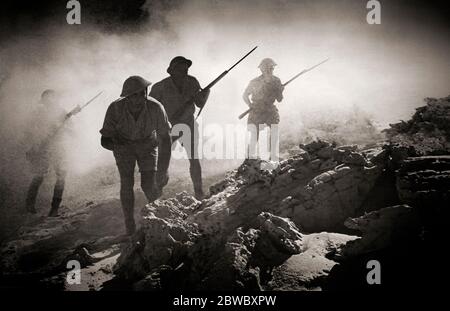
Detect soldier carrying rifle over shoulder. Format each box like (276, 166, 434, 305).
(150, 48, 257, 200)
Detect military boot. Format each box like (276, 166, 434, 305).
(189, 159, 204, 200)
(194, 188, 205, 201)
(25, 176, 44, 214)
(119, 180, 136, 235)
(48, 197, 62, 217)
(124, 210, 136, 235)
(193, 178, 205, 200)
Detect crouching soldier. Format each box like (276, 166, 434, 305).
(100, 76, 172, 235)
(25, 89, 71, 217)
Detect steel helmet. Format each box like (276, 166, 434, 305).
(39, 89, 57, 105)
(41, 89, 56, 99)
(167, 56, 192, 74)
(120, 76, 152, 97)
(258, 58, 277, 69)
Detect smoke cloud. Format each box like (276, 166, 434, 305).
(0, 0, 448, 204)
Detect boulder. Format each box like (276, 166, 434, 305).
(114, 197, 199, 281)
(0, 199, 125, 276)
(341, 205, 421, 259)
(384, 96, 450, 157)
(267, 232, 358, 290)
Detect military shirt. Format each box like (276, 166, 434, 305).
(244, 75, 284, 126)
(25, 103, 71, 150)
(100, 97, 171, 142)
(244, 75, 283, 107)
(149, 75, 203, 122)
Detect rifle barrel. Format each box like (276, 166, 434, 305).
(195, 46, 258, 119)
(227, 46, 258, 72)
(80, 91, 103, 110)
(304, 58, 329, 73)
(203, 71, 227, 90)
(238, 58, 329, 120)
(282, 58, 329, 87)
(283, 72, 303, 87)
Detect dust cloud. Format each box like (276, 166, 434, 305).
(0, 0, 448, 214)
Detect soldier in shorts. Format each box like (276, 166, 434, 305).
(243, 58, 284, 160)
(100, 76, 172, 235)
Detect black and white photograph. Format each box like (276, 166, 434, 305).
(0, 0, 448, 304)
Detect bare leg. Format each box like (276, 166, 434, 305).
(247, 123, 259, 159)
(141, 170, 158, 202)
(189, 159, 204, 200)
(119, 171, 136, 235)
(156, 136, 172, 196)
(48, 166, 67, 217)
(25, 175, 44, 213)
(269, 124, 280, 162)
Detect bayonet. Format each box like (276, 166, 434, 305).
(238, 58, 329, 120)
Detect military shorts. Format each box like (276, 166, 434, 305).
(248, 104, 280, 127)
(113, 141, 158, 175)
(28, 149, 67, 177)
(172, 118, 200, 159)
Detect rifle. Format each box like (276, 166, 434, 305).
(238, 58, 329, 120)
(170, 46, 258, 124)
(26, 91, 103, 159)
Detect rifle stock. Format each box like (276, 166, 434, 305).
(238, 108, 251, 120)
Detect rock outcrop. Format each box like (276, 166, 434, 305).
(267, 232, 357, 290)
(1, 95, 448, 291)
(384, 96, 450, 160)
(201, 141, 387, 234)
(0, 199, 126, 288)
(341, 205, 421, 258)
(113, 139, 394, 290)
(395, 156, 450, 242)
(114, 195, 306, 290)
(112, 97, 449, 290)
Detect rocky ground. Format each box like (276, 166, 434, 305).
(1, 96, 449, 290)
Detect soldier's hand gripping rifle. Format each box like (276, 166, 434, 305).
(170, 46, 258, 125)
(238, 58, 329, 120)
(26, 91, 103, 159)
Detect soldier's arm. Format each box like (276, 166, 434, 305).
(275, 78, 284, 103)
(99, 104, 118, 150)
(155, 103, 172, 187)
(192, 78, 209, 108)
(243, 81, 254, 107)
(99, 104, 117, 138)
(62, 109, 77, 137)
(158, 132, 172, 183)
(149, 83, 162, 102)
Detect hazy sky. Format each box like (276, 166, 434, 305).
(0, 0, 448, 173)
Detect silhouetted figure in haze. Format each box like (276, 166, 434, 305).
(24, 90, 70, 217)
